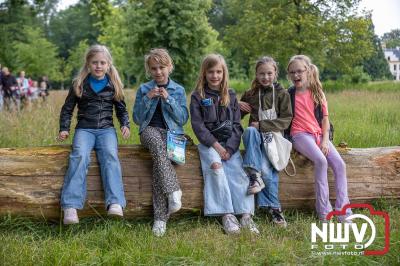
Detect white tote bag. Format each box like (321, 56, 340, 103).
(259, 85, 292, 171)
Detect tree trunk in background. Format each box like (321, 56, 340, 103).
(0, 145, 399, 221)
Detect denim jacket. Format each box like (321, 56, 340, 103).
(133, 79, 189, 134)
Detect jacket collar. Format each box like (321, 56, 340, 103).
(149, 78, 176, 89)
(84, 74, 113, 90)
(257, 82, 283, 92)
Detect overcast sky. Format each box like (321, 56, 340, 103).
(57, 0, 400, 37)
(359, 0, 400, 37)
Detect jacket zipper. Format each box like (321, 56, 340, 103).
(98, 97, 102, 128)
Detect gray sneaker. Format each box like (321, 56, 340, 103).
(168, 190, 182, 214)
(107, 204, 123, 217)
(240, 215, 260, 234)
(222, 214, 240, 234)
(63, 208, 79, 225)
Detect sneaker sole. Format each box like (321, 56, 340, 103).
(63, 219, 79, 225)
(225, 228, 241, 235)
(247, 186, 265, 195)
(168, 206, 181, 215)
(274, 221, 287, 228)
(108, 211, 124, 218)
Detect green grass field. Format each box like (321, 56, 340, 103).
(0, 83, 399, 265)
(0, 85, 399, 148)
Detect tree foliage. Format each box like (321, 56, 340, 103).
(13, 26, 61, 81)
(96, 3, 132, 85)
(48, 0, 101, 59)
(223, 0, 374, 79)
(123, 0, 219, 88)
(0, 0, 394, 86)
(382, 29, 400, 49)
(362, 20, 392, 80)
(0, 0, 41, 69)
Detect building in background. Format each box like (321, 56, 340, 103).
(384, 47, 400, 81)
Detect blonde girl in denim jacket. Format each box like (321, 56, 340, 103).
(133, 48, 189, 237)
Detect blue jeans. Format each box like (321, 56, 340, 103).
(242, 127, 281, 209)
(61, 128, 126, 209)
(0, 92, 3, 111)
(198, 144, 254, 216)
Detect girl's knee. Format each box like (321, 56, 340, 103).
(210, 162, 222, 170)
(244, 126, 259, 138)
(245, 126, 258, 134)
(314, 156, 328, 168)
(334, 157, 346, 171)
(71, 148, 91, 160)
(102, 148, 119, 161)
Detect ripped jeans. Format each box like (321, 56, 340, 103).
(197, 144, 254, 216)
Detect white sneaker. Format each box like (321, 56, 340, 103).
(168, 190, 182, 214)
(63, 208, 79, 225)
(152, 220, 167, 237)
(240, 215, 260, 235)
(222, 214, 240, 234)
(108, 204, 123, 217)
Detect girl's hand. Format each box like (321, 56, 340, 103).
(320, 139, 330, 156)
(57, 131, 69, 142)
(159, 87, 169, 100)
(221, 151, 231, 161)
(250, 121, 259, 130)
(147, 87, 161, 99)
(239, 101, 252, 113)
(121, 126, 130, 139)
(212, 142, 227, 160)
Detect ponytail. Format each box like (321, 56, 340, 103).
(308, 64, 325, 105)
(108, 64, 124, 101)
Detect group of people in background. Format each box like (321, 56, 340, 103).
(57, 45, 352, 237)
(0, 65, 50, 112)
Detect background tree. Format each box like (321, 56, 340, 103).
(32, 0, 59, 33)
(0, 0, 41, 69)
(47, 0, 101, 59)
(381, 29, 400, 49)
(13, 26, 61, 81)
(362, 19, 392, 80)
(223, 0, 374, 80)
(123, 0, 219, 88)
(96, 2, 132, 85)
(63, 40, 90, 85)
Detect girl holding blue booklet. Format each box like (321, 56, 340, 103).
(133, 48, 189, 237)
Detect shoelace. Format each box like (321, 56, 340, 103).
(226, 215, 240, 227)
(270, 210, 284, 221)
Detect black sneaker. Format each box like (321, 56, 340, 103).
(245, 168, 264, 194)
(267, 208, 287, 228)
(247, 176, 265, 195)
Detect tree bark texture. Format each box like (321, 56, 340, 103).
(0, 145, 399, 220)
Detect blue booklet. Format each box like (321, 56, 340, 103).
(167, 131, 187, 165)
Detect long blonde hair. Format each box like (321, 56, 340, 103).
(194, 54, 230, 106)
(73, 44, 124, 101)
(287, 55, 325, 105)
(249, 56, 278, 96)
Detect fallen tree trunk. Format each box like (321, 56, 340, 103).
(0, 145, 399, 220)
